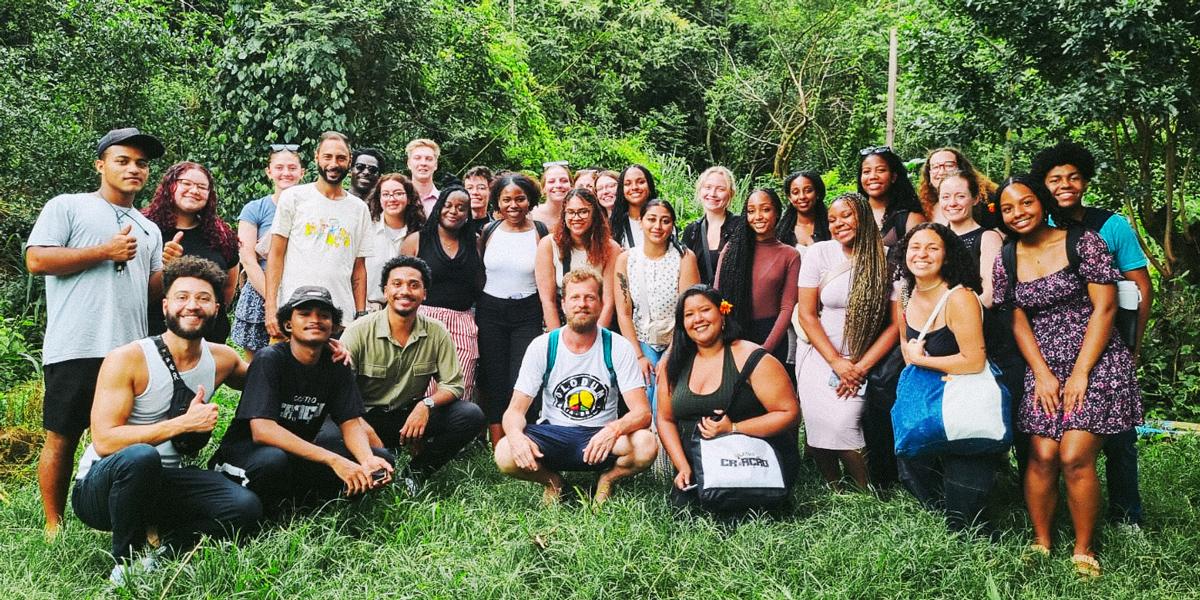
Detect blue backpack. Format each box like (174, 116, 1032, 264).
(531, 327, 625, 422)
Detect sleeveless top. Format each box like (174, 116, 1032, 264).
(419, 230, 482, 311)
(627, 246, 681, 349)
(482, 227, 539, 299)
(905, 324, 960, 358)
(76, 338, 217, 479)
(552, 244, 596, 291)
(670, 346, 799, 476)
(957, 226, 985, 262)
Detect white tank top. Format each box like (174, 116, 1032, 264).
(76, 338, 217, 479)
(483, 227, 539, 299)
(627, 247, 681, 349)
(552, 244, 597, 291)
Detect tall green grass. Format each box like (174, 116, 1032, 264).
(0, 387, 1196, 598)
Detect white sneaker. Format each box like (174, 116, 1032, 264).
(108, 547, 163, 587)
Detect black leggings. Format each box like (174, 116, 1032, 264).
(474, 293, 543, 424)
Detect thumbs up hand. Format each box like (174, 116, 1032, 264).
(106, 224, 138, 262)
(178, 385, 218, 433)
(163, 231, 185, 265)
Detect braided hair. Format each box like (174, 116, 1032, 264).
(715, 188, 783, 335)
(777, 170, 831, 246)
(835, 192, 891, 361)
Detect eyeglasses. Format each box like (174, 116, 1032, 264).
(269, 144, 300, 153)
(353, 163, 380, 175)
(176, 179, 211, 194)
(543, 160, 569, 169)
(929, 161, 959, 172)
(380, 191, 406, 200)
(859, 145, 892, 156)
(565, 209, 592, 219)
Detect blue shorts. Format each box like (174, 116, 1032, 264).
(524, 423, 617, 472)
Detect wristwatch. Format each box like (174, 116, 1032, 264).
(354, 310, 369, 318)
(422, 397, 435, 409)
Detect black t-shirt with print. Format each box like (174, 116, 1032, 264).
(220, 342, 363, 446)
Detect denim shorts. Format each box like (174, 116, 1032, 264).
(524, 423, 617, 472)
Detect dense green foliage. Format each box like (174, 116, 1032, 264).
(1, 0, 1198, 411)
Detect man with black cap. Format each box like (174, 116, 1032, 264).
(211, 285, 394, 510)
(25, 127, 174, 538)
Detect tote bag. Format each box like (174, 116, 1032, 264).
(892, 287, 1012, 458)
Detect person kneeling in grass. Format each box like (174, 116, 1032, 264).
(211, 285, 394, 511)
(73, 257, 261, 586)
(494, 269, 658, 504)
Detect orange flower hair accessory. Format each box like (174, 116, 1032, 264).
(719, 300, 734, 315)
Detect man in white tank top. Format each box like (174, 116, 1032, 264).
(72, 257, 262, 586)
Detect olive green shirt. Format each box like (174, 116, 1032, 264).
(341, 309, 465, 410)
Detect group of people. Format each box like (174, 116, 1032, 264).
(24, 127, 1146, 584)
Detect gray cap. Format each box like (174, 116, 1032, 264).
(281, 285, 337, 313)
(97, 128, 165, 159)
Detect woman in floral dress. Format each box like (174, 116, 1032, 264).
(993, 175, 1142, 578)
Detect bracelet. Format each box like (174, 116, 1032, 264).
(731, 422, 738, 433)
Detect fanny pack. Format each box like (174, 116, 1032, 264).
(151, 336, 212, 455)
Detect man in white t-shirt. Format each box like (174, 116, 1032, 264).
(265, 131, 373, 335)
(494, 269, 657, 505)
(405, 138, 441, 217)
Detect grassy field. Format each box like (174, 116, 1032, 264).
(0, 388, 1198, 599)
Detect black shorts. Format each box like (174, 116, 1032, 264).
(42, 357, 104, 437)
(524, 423, 617, 472)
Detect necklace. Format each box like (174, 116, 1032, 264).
(915, 280, 944, 292)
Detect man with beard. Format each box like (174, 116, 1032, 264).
(494, 269, 657, 505)
(349, 147, 385, 200)
(211, 285, 394, 509)
(406, 138, 441, 217)
(72, 256, 261, 585)
(25, 128, 182, 538)
(341, 256, 485, 493)
(265, 131, 373, 337)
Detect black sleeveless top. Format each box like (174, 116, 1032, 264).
(418, 230, 483, 311)
(905, 324, 960, 358)
(957, 227, 985, 262)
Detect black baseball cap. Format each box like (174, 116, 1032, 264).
(97, 128, 165, 159)
(281, 286, 337, 313)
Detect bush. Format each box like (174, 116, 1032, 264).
(1140, 278, 1200, 422)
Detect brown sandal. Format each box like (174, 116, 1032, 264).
(1071, 553, 1101, 578)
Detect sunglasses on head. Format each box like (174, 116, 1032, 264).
(859, 145, 892, 156)
(270, 143, 300, 153)
(543, 160, 569, 169)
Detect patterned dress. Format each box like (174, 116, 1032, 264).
(992, 230, 1142, 440)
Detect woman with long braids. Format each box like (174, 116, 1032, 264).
(614, 199, 700, 411)
(233, 146, 304, 358)
(714, 189, 800, 367)
(777, 170, 831, 254)
(794, 192, 898, 489)
(609, 164, 656, 248)
(680, 166, 742, 285)
(142, 161, 238, 342)
(401, 186, 485, 403)
(534, 188, 621, 329)
(365, 173, 425, 309)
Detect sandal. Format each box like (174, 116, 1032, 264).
(1028, 543, 1050, 556)
(1071, 553, 1101, 578)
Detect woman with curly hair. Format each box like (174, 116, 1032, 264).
(534, 188, 622, 329)
(994, 175, 1142, 577)
(916, 147, 998, 224)
(364, 173, 425, 309)
(776, 170, 831, 254)
(794, 192, 898, 490)
(610, 164, 656, 248)
(142, 161, 238, 342)
(714, 189, 800, 367)
(895, 222, 1002, 533)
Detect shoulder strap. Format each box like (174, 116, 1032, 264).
(725, 348, 767, 413)
(534, 220, 549, 239)
(539, 329, 561, 395)
(601, 328, 618, 389)
(150, 336, 189, 393)
(1082, 207, 1114, 232)
(892, 209, 911, 240)
(914, 285, 960, 341)
(561, 243, 572, 274)
(478, 219, 504, 258)
(1066, 226, 1084, 273)
(1001, 240, 1017, 307)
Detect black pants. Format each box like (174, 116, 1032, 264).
(898, 453, 1002, 532)
(1103, 428, 1142, 524)
(475, 293, 543, 423)
(212, 437, 394, 510)
(72, 444, 261, 562)
(997, 360, 1029, 477)
(363, 400, 486, 477)
(863, 347, 903, 488)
